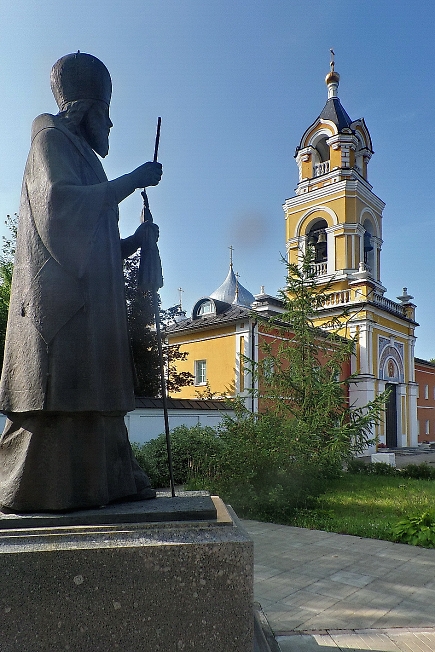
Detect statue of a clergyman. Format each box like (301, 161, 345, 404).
(0, 53, 162, 512)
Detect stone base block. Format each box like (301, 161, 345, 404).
(371, 452, 396, 466)
(0, 496, 253, 651)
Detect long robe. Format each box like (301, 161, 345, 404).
(0, 113, 135, 412)
(0, 113, 153, 511)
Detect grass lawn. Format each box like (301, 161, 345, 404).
(289, 473, 435, 543)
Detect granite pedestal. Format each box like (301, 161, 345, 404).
(0, 493, 253, 651)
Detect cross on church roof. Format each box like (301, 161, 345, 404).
(228, 245, 234, 268)
(330, 48, 335, 72)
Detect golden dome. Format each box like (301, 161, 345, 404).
(325, 70, 340, 86)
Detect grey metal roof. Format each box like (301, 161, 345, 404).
(414, 358, 435, 368)
(210, 265, 255, 307)
(319, 97, 353, 131)
(165, 304, 251, 335)
(134, 397, 233, 410)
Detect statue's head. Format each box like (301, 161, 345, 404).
(51, 52, 111, 111)
(51, 53, 113, 157)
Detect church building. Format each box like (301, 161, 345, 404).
(166, 59, 419, 449)
(165, 257, 287, 412)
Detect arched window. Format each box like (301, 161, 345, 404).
(197, 300, 214, 316)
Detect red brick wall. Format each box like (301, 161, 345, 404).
(415, 358, 435, 443)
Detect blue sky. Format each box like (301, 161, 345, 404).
(0, 1, 434, 357)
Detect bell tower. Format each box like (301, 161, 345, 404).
(283, 55, 419, 449)
(285, 53, 383, 290)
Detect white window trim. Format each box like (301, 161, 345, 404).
(194, 359, 207, 386)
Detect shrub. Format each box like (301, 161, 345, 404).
(401, 463, 435, 480)
(132, 424, 222, 488)
(347, 459, 398, 476)
(368, 461, 398, 476)
(347, 460, 435, 481)
(347, 458, 370, 474)
(203, 405, 331, 521)
(391, 511, 435, 548)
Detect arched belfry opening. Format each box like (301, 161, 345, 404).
(363, 218, 375, 274)
(312, 135, 330, 177)
(307, 219, 328, 268)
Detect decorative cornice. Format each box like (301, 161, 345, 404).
(327, 133, 358, 150)
(293, 168, 375, 197)
(283, 179, 385, 214)
(295, 146, 315, 164)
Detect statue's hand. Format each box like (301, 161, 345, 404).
(132, 161, 162, 189)
(134, 222, 159, 248)
(120, 222, 160, 259)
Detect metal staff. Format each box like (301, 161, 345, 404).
(138, 117, 176, 498)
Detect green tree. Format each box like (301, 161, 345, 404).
(0, 214, 17, 368)
(124, 252, 161, 396)
(124, 252, 193, 396)
(249, 248, 388, 469)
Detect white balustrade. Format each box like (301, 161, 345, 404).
(313, 161, 330, 177)
(373, 293, 406, 316)
(322, 290, 351, 307)
(304, 263, 407, 317)
(310, 262, 328, 276)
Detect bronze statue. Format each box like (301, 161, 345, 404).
(0, 53, 162, 512)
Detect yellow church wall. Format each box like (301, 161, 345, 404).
(311, 309, 368, 341)
(335, 234, 346, 270)
(329, 147, 341, 169)
(167, 326, 238, 399)
(287, 245, 298, 266)
(301, 158, 312, 179)
(344, 195, 357, 224)
(372, 316, 412, 337)
(301, 125, 319, 145)
(315, 279, 350, 294)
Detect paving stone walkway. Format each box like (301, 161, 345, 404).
(244, 520, 435, 651)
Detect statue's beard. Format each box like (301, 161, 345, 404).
(86, 130, 109, 158)
(82, 119, 110, 158)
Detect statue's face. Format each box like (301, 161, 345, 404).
(81, 101, 113, 157)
